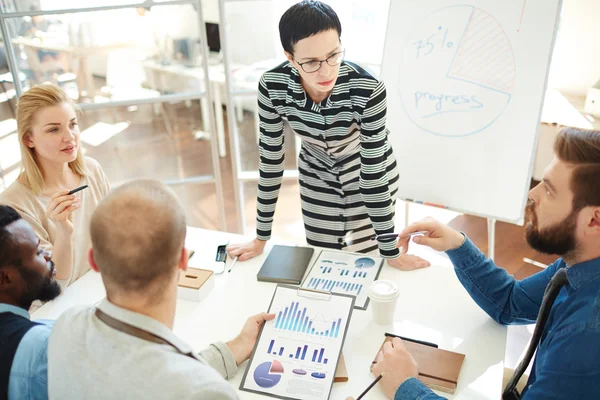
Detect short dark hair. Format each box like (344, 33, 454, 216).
(0, 205, 22, 268)
(279, 0, 342, 54)
(554, 127, 600, 211)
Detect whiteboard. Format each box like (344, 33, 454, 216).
(381, 0, 562, 224)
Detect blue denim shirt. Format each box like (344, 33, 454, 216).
(0, 303, 53, 400)
(395, 237, 600, 400)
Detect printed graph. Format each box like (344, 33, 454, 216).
(319, 266, 368, 278)
(274, 300, 344, 338)
(266, 339, 331, 365)
(253, 361, 284, 388)
(306, 278, 364, 296)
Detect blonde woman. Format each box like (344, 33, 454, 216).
(0, 84, 110, 288)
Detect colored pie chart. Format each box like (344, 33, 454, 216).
(292, 369, 307, 376)
(253, 360, 284, 388)
(311, 372, 326, 379)
(355, 257, 376, 269)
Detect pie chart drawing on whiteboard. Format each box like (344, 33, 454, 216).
(399, 5, 515, 137)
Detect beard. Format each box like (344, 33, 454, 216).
(524, 201, 578, 257)
(18, 261, 62, 309)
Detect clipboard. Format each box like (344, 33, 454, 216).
(240, 285, 355, 400)
(295, 288, 349, 382)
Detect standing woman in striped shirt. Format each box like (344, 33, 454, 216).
(228, 0, 430, 270)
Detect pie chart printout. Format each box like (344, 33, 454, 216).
(354, 257, 376, 269)
(253, 360, 284, 388)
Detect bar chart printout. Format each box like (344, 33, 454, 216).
(241, 285, 355, 400)
(301, 250, 384, 310)
(273, 300, 344, 339)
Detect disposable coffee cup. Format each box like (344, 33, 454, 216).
(368, 280, 400, 325)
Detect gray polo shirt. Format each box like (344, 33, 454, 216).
(48, 299, 239, 399)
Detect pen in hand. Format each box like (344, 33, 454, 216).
(228, 256, 238, 273)
(67, 185, 88, 195)
(370, 231, 428, 241)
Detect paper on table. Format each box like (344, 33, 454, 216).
(301, 250, 384, 310)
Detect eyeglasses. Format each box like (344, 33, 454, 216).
(295, 49, 345, 73)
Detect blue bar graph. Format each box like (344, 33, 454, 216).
(299, 308, 306, 331)
(267, 339, 329, 365)
(283, 303, 292, 330)
(309, 278, 367, 296)
(274, 301, 345, 338)
(279, 307, 288, 329)
(268, 340, 274, 354)
(291, 303, 299, 329)
(275, 311, 282, 328)
(293, 310, 301, 331)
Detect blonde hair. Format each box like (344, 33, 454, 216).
(17, 84, 87, 195)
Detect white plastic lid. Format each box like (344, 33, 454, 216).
(368, 280, 399, 302)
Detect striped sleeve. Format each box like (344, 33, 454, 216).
(359, 80, 399, 258)
(256, 74, 285, 240)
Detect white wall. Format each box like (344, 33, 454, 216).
(38, 0, 600, 95)
(547, 0, 600, 95)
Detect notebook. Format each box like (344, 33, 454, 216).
(256, 245, 314, 284)
(371, 336, 465, 394)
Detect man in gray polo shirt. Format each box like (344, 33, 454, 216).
(48, 179, 274, 399)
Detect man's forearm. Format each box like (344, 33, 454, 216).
(198, 342, 239, 380)
(445, 236, 546, 325)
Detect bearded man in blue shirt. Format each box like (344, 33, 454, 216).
(358, 127, 600, 400)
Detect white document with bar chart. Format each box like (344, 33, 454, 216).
(301, 250, 384, 310)
(240, 285, 355, 400)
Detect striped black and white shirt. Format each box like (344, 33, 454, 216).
(256, 61, 400, 258)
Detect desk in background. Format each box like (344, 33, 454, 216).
(11, 36, 134, 99)
(142, 60, 261, 158)
(33, 227, 507, 400)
